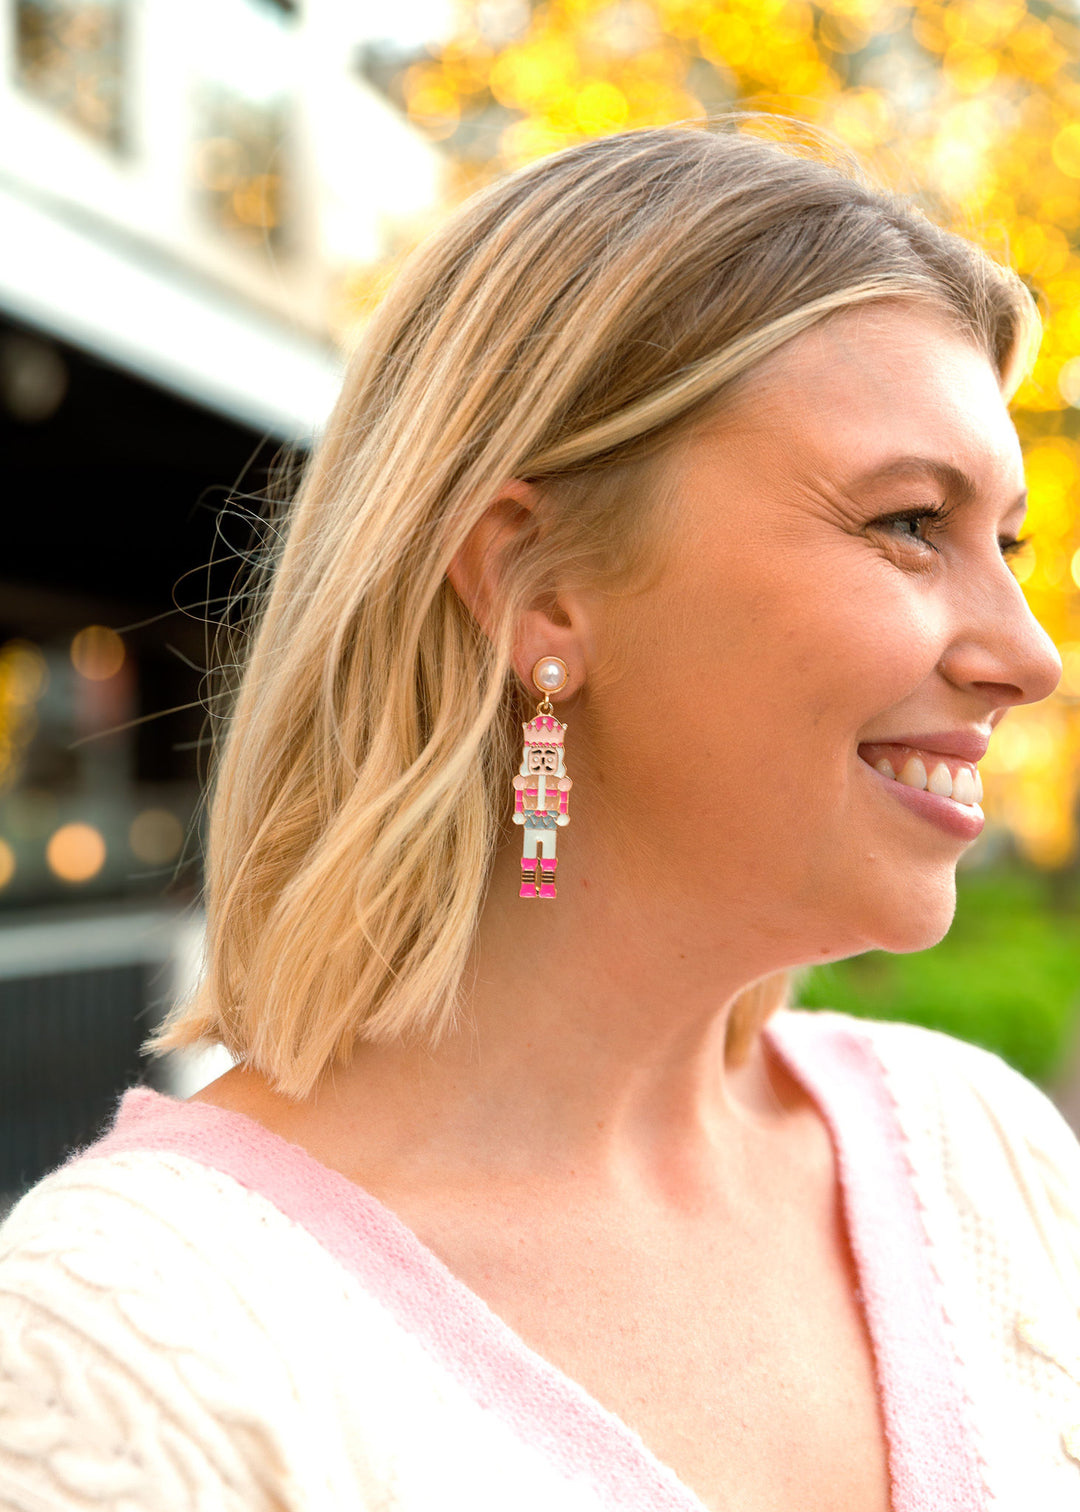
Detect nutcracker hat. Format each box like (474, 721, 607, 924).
(523, 713, 565, 746)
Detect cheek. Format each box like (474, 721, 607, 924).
(773, 581, 943, 729)
(610, 549, 944, 802)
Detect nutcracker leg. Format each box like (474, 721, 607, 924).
(519, 848, 539, 898)
(539, 854, 558, 900)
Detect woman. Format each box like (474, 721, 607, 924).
(2, 125, 1078, 1511)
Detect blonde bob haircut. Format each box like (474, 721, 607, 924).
(151, 122, 1038, 1098)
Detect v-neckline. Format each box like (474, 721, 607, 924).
(85, 1009, 987, 1511)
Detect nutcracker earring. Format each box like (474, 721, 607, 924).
(512, 656, 573, 899)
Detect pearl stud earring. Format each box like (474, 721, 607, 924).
(531, 656, 568, 702)
(511, 657, 573, 899)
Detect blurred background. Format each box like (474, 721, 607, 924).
(2, 0, 1078, 1208)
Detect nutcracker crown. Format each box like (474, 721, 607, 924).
(523, 713, 565, 746)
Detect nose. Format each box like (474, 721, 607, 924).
(938, 562, 1062, 712)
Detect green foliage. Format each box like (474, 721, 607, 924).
(796, 864, 1080, 1085)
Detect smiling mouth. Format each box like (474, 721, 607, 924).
(857, 743, 983, 809)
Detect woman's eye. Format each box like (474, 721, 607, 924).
(869, 506, 1033, 569)
(869, 508, 945, 552)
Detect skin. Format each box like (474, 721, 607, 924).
(196, 303, 1061, 1512)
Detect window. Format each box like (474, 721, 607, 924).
(15, 0, 128, 153)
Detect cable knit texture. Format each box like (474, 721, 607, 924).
(1, 1009, 1078, 1511)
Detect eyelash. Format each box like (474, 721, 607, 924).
(871, 504, 1031, 560)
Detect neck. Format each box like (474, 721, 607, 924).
(279, 815, 796, 1199)
(460, 829, 785, 1141)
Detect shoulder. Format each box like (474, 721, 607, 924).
(0, 1091, 405, 1349)
(0, 1146, 303, 1508)
(826, 1010, 1078, 1168)
(774, 1005, 1077, 1146)
(0, 1094, 418, 1510)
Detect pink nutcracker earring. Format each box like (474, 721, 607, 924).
(512, 656, 573, 899)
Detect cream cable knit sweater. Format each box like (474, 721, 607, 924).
(0, 1011, 1078, 1512)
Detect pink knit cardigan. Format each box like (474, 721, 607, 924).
(79, 1010, 987, 1511)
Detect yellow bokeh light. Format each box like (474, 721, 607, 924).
(574, 80, 629, 134)
(0, 640, 48, 704)
(407, 84, 461, 137)
(699, 11, 754, 66)
(71, 625, 124, 681)
(819, 12, 871, 54)
(1011, 542, 1036, 583)
(1052, 123, 1080, 179)
(943, 44, 998, 94)
(0, 838, 14, 889)
(830, 88, 893, 151)
(129, 808, 185, 866)
(232, 174, 280, 229)
(1070, 547, 1080, 589)
(1057, 356, 1080, 408)
(1059, 643, 1080, 697)
(983, 718, 1055, 774)
(46, 822, 106, 883)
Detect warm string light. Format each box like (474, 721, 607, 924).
(0, 628, 187, 894)
(45, 821, 106, 883)
(70, 624, 124, 681)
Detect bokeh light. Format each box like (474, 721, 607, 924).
(70, 624, 124, 681)
(0, 838, 15, 890)
(129, 807, 184, 866)
(1060, 641, 1080, 697)
(45, 822, 106, 883)
(0, 639, 48, 704)
(0, 639, 48, 793)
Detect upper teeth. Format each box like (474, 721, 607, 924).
(873, 754, 982, 807)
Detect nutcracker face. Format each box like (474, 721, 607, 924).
(528, 746, 559, 774)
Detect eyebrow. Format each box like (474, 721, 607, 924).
(850, 455, 1027, 512)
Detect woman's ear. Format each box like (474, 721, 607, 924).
(446, 480, 588, 702)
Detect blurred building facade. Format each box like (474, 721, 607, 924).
(0, 0, 444, 1202)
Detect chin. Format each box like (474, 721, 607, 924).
(859, 871, 958, 956)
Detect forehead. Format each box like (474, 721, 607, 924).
(696, 302, 1024, 497)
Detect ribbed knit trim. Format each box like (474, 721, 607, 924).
(75, 1009, 986, 1510)
(770, 1011, 989, 1511)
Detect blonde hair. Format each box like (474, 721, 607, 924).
(151, 123, 1038, 1097)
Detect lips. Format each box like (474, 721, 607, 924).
(857, 738, 986, 841)
(859, 729, 991, 765)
